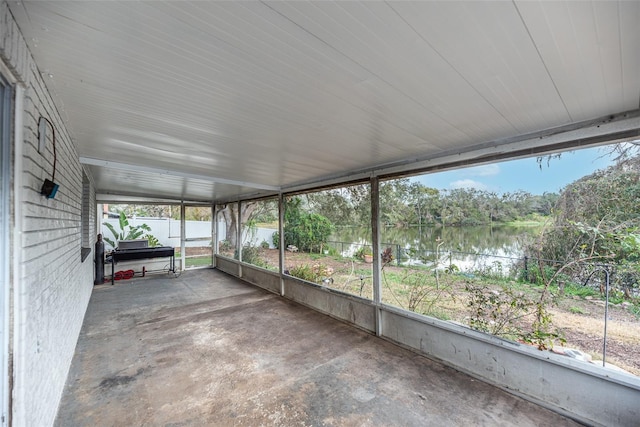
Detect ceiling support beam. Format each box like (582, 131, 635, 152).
(79, 157, 280, 192)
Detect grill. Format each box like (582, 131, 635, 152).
(110, 240, 176, 285)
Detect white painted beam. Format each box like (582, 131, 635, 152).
(80, 157, 280, 192)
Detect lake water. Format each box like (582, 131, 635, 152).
(329, 225, 542, 274)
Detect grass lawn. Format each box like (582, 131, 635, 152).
(175, 252, 213, 268)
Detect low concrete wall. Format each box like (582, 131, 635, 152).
(215, 256, 239, 277)
(222, 263, 640, 427)
(283, 277, 376, 333)
(241, 264, 280, 294)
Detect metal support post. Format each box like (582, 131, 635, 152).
(180, 203, 185, 271)
(212, 204, 217, 268)
(237, 200, 243, 278)
(278, 193, 285, 296)
(371, 176, 382, 336)
(583, 266, 611, 367)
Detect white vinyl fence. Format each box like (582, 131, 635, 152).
(101, 218, 276, 250)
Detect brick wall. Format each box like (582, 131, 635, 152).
(1, 3, 96, 426)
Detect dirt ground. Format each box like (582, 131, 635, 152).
(550, 299, 640, 374)
(253, 249, 640, 377)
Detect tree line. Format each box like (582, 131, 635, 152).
(302, 179, 558, 228)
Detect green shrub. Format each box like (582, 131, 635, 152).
(473, 261, 504, 280)
(354, 245, 373, 260)
(283, 197, 334, 253)
(287, 264, 318, 282)
(518, 263, 568, 287)
(219, 239, 232, 251)
(238, 245, 268, 268)
(465, 283, 564, 350)
(285, 213, 333, 253)
(325, 246, 339, 256)
(563, 283, 598, 298)
(286, 263, 333, 283)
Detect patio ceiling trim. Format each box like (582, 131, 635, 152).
(80, 157, 280, 192)
(276, 109, 640, 197)
(94, 193, 210, 205)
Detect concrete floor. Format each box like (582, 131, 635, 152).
(55, 269, 582, 426)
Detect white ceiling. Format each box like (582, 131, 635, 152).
(8, 1, 640, 202)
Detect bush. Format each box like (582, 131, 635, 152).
(286, 263, 333, 283)
(354, 245, 372, 260)
(465, 283, 564, 350)
(287, 264, 317, 282)
(238, 245, 269, 268)
(563, 283, 598, 298)
(283, 197, 334, 253)
(325, 246, 339, 256)
(285, 212, 334, 253)
(219, 239, 232, 252)
(518, 262, 559, 286)
(472, 260, 504, 280)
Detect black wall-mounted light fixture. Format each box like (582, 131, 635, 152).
(38, 116, 59, 199)
(40, 178, 59, 198)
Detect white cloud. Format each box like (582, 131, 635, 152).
(450, 179, 488, 190)
(466, 164, 500, 177)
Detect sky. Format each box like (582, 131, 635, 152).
(414, 145, 617, 195)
